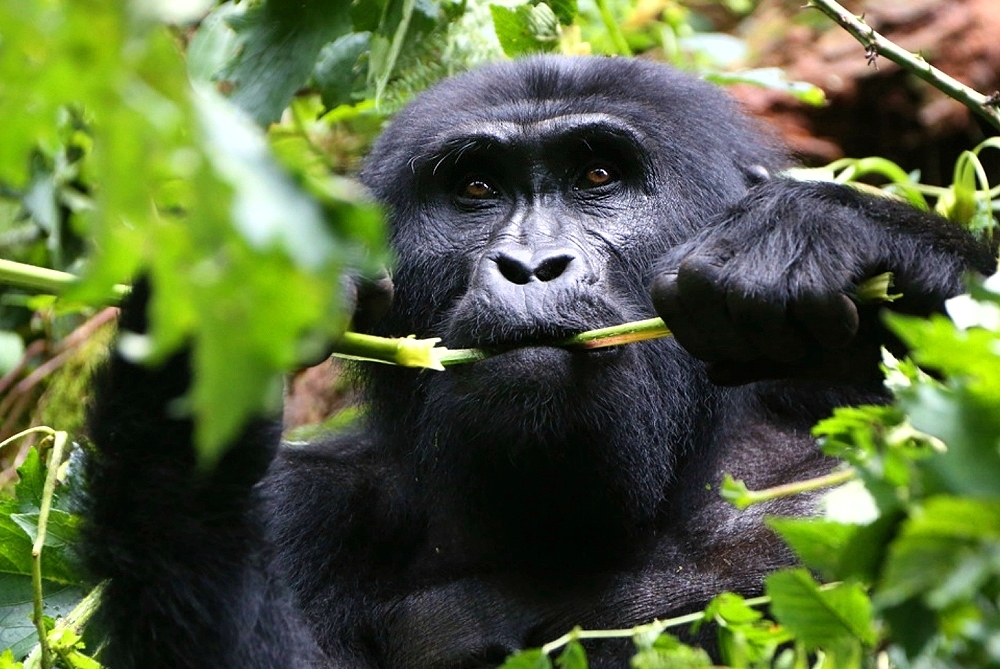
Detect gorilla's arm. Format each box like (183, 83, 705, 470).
(84, 282, 331, 669)
(652, 178, 997, 385)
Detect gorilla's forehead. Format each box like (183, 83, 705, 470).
(428, 112, 647, 155)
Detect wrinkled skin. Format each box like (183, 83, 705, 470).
(84, 57, 995, 669)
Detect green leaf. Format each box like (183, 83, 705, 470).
(767, 518, 855, 579)
(877, 496, 1000, 608)
(499, 649, 553, 669)
(186, 2, 245, 85)
(0, 573, 83, 660)
(702, 593, 792, 668)
(490, 3, 560, 57)
(0, 448, 83, 586)
(556, 640, 588, 669)
(547, 0, 578, 24)
(899, 384, 1000, 497)
(704, 68, 826, 106)
(0, 648, 23, 669)
(766, 569, 877, 649)
(214, 0, 353, 124)
(890, 312, 1000, 403)
(630, 634, 713, 669)
(313, 32, 372, 109)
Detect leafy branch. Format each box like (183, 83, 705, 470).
(0, 427, 69, 669)
(808, 0, 1000, 131)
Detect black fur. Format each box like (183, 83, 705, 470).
(83, 56, 996, 669)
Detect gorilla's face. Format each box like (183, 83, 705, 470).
(361, 57, 778, 444)
(425, 112, 657, 394)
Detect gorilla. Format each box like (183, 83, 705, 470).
(83, 56, 995, 669)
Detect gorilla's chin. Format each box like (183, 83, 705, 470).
(452, 343, 624, 396)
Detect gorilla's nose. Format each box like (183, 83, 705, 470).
(491, 248, 578, 285)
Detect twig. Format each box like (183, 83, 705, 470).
(24, 581, 107, 669)
(538, 594, 773, 657)
(807, 0, 1000, 131)
(0, 258, 128, 301)
(723, 467, 858, 510)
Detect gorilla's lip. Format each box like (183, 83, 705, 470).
(455, 324, 625, 358)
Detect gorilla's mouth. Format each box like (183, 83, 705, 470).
(443, 289, 631, 362)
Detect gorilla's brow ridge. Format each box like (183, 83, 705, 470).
(418, 113, 647, 173)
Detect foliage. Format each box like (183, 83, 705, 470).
(0, 431, 88, 665)
(499, 276, 1000, 666)
(0, 0, 998, 667)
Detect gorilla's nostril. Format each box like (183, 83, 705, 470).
(495, 254, 533, 285)
(534, 254, 573, 282)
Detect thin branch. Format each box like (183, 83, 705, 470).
(724, 467, 858, 510)
(539, 594, 773, 656)
(807, 0, 1000, 131)
(0, 258, 129, 301)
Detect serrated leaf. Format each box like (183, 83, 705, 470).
(766, 569, 876, 649)
(216, 0, 353, 124)
(889, 312, 1000, 399)
(314, 32, 372, 109)
(490, 4, 560, 57)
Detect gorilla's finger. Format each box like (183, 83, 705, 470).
(726, 286, 806, 363)
(650, 271, 719, 361)
(675, 253, 756, 362)
(792, 291, 859, 349)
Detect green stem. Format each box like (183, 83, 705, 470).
(741, 467, 857, 508)
(27, 428, 67, 669)
(25, 582, 107, 668)
(0, 258, 128, 301)
(539, 594, 772, 656)
(594, 0, 632, 56)
(807, 0, 1000, 131)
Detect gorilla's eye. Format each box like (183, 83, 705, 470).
(460, 179, 496, 200)
(577, 164, 617, 189)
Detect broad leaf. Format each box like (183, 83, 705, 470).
(766, 569, 876, 649)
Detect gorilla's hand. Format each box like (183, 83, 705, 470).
(650, 178, 995, 385)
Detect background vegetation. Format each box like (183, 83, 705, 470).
(0, 1, 998, 667)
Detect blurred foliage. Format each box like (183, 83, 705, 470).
(0, 0, 998, 667)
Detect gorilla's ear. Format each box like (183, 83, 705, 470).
(741, 164, 771, 186)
